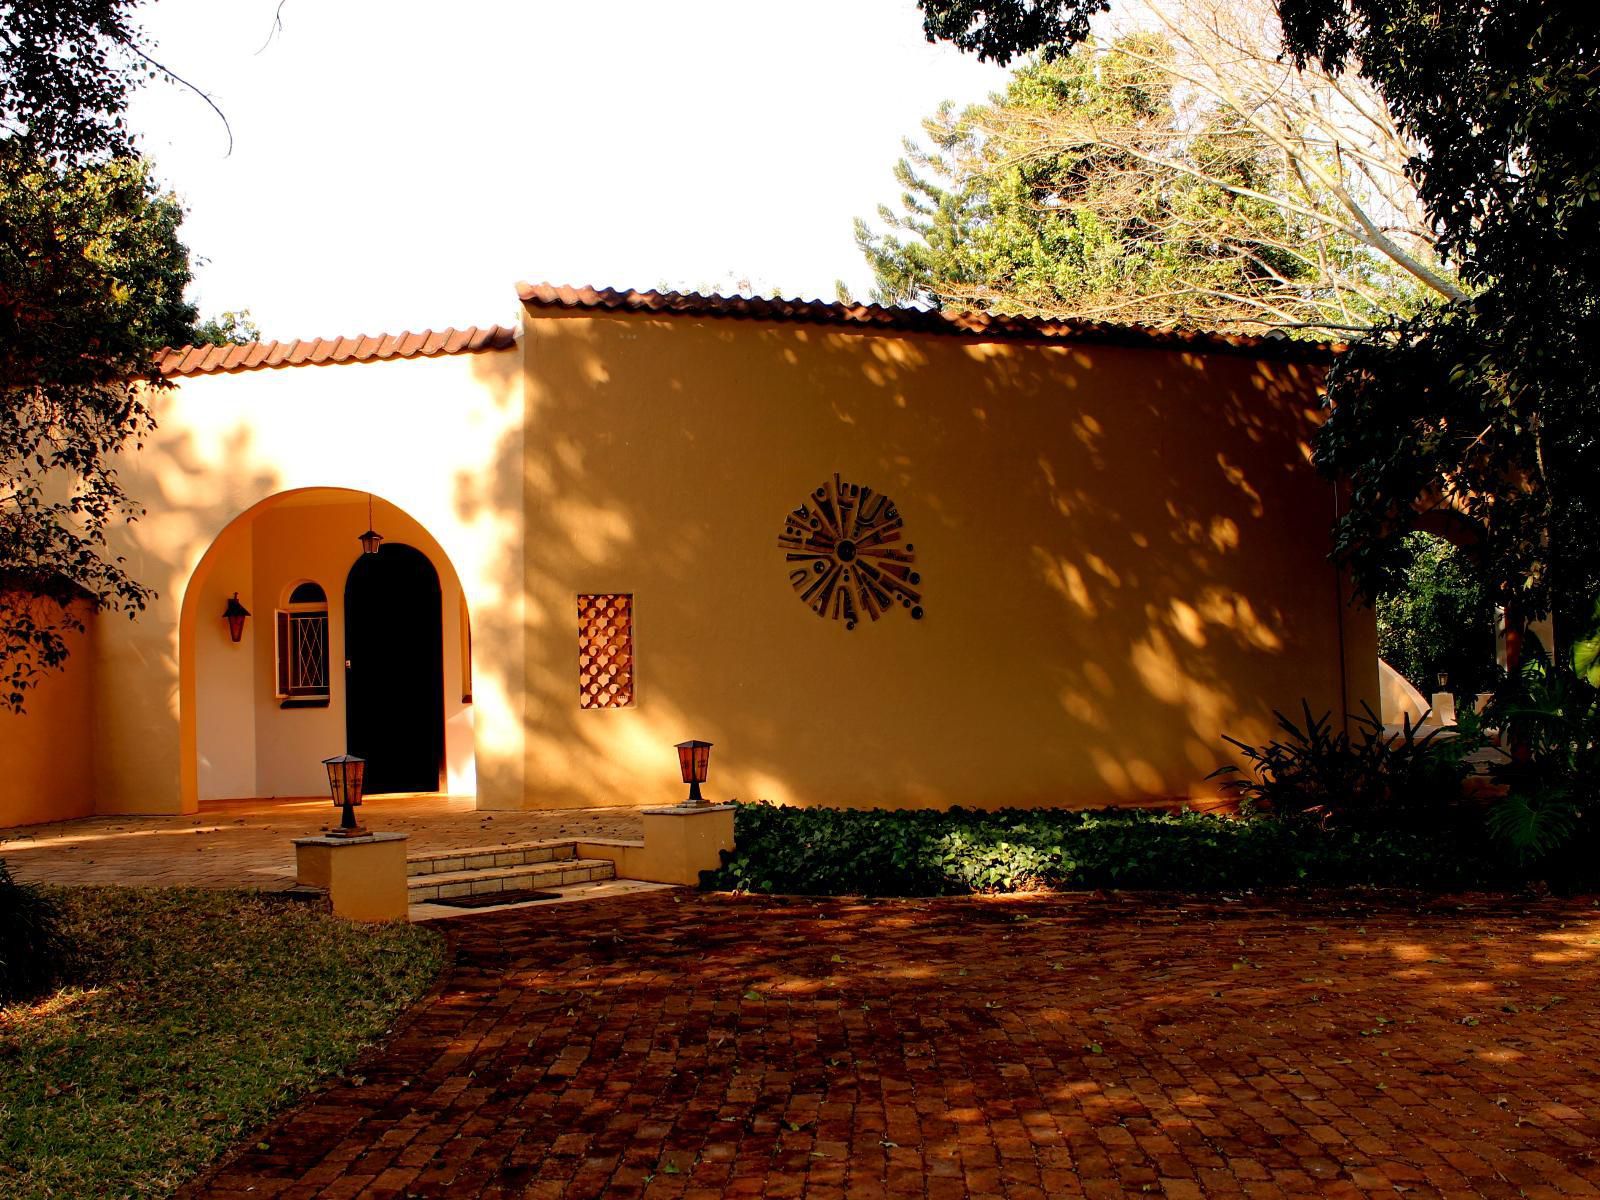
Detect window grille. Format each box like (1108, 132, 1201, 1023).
(276, 586, 330, 700)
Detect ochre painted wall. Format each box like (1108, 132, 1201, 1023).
(516, 311, 1376, 810)
(2, 309, 1378, 826)
(0, 596, 95, 827)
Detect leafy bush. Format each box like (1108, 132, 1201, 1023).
(1483, 654, 1600, 879)
(703, 801, 1509, 897)
(0, 859, 73, 1003)
(1208, 702, 1476, 830)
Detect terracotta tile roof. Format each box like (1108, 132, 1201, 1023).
(516, 282, 1340, 361)
(156, 325, 517, 377)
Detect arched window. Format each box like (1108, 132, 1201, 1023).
(276, 581, 330, 706)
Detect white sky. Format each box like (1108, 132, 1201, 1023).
(125, 0, 1010, 340)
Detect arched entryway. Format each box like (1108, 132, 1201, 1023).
(345, 543, 446, 794)
(178, 487, 477, 807)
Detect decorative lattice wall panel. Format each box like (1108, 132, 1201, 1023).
(578, 594, 635, 709)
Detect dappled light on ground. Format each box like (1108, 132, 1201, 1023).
(193, 891, 1600, 1198)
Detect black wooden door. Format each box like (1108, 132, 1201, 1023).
(344, 543, 445, 794)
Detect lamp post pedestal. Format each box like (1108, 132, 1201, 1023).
(634, 802, 736, 886)
(292, 832, 408, 922)
(1428, 691, 1458, 727)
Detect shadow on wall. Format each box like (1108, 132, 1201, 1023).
(86, 422, 285, 817)
(0, 592, 97, 827)
(462, 314, 1363, 811)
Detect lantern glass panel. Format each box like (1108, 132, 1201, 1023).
(223, 594, 250, 643)
(674, 740, 712, 783)
(322, 754, 366, 807)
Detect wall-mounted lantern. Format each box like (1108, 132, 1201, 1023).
(222, 593, 251, 643)
(674, 739, 713, 807)
(358, 493, 384, 556)
(322, 753, 367, 836)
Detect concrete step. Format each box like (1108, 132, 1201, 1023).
(407, 857, 616, 902)
(406, 840, 578, 878)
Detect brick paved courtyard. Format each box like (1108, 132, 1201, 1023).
(189, 890, 1600, 1199)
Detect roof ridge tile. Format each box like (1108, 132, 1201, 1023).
(157, 324, 518, 377)
(511, 281, 1338, 361)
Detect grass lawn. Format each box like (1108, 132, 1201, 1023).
(0, 887, 444, 1199)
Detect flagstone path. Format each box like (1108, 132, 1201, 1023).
(0, 796, 645, 889)
(186, 890, 1600, 1199)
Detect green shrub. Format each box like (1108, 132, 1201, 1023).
(1483, 653, 1600, 883)
(703, 802, 1507, 897)
(1208, 702, 1477, 831)
(0, 858, 73, 1002)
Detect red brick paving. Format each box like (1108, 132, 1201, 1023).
(186, 892, 1600, 1198)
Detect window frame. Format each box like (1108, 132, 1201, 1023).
(274, 586, 331, 708)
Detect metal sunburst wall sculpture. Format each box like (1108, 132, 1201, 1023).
(779, 474, 924, 629)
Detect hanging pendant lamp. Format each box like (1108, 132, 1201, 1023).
(358, 493, 384, 555)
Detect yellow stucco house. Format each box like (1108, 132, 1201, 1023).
(1, 284, 1375, 827)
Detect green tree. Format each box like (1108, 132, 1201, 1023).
(871, 1, 1455, 335)
(860, 36, 1323, 328)
(192, 309, 261, 347)
(1287, 3, 1600, 654)
(1376, 534, 1498, 702)
(917, 0, 1110, 64)
(1, 0, 213, 710)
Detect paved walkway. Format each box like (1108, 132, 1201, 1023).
(0, 796, 645, 889)
(189, 891, 1600, 1199)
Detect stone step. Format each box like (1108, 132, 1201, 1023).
(406, 840, 578, 878)
(407, 857, 616, 902)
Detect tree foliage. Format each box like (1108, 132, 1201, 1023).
(0, 0, 145, 166)
(868, 1, 1456, 334)
(2, 0, 205, 711)
(918, 0, 1110, 64)
(192, 309, 261, 347)
(1293, 3, 1600, 639)
(1375, 533, 1498, 701)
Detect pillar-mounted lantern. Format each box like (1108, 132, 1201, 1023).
(358, 493, 384, 556)
(322, 754, 367, 837)
(674, 739, 713, 807)
(222, 593, 250, 643)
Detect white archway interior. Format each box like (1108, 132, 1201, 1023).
(182, 487, 476, 802)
